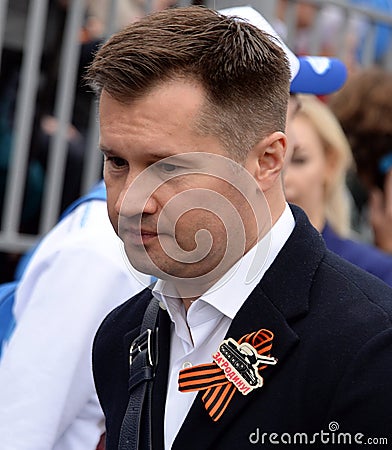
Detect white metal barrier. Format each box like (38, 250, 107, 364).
(1, 0, 392, 256)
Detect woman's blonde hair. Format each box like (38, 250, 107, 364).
(296, 94, 354, 237)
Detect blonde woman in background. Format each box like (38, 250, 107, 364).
(284, 94, 392, 286)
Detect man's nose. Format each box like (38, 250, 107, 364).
(115, 172, 159, 219)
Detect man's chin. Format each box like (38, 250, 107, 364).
(124, 248, 156, 274)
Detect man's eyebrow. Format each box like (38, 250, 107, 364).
(149, 152, 166, 159)
(147, 151, 183, 161)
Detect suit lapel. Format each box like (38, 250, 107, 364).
(173, 206, 326, 449)
(173, 286, 300, 450)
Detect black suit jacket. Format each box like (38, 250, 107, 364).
(93, 206, 392, 449)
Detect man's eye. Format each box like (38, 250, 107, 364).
(106, 156, 128, 168)
(159, 163, 178, 173)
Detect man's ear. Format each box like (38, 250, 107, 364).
(245, 132, 287, 191)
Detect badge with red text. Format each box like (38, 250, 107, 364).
(212, 337, 277, 395)
(178, 329, 277, 421)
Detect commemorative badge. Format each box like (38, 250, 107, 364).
(178, 329, 277, 421)
(212, 337, 277, 395)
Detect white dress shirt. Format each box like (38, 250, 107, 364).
(152, 203, 295, 449)
(0, 200, 150, 450)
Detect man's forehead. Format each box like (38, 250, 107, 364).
(100, 77, 205, 104)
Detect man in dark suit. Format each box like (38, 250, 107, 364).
(86, 5, 392, 449)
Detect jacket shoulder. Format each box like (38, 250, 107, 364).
(320, 249, 392, 323)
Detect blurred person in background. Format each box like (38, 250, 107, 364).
(284, 94, 392, 286)
(0, 180, 151, 450)
(329, 66, 392, 255)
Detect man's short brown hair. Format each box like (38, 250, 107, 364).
(86, 6, 290, 160)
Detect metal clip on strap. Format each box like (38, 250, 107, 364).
(128, 329, 155, 391)
(130, 329, 153, 366)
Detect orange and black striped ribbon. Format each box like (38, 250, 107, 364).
(178, 329, 275, 422)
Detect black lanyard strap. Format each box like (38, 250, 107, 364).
(118, 297, 160, 450)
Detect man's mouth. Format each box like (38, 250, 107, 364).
(126, 227, 158, 246)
